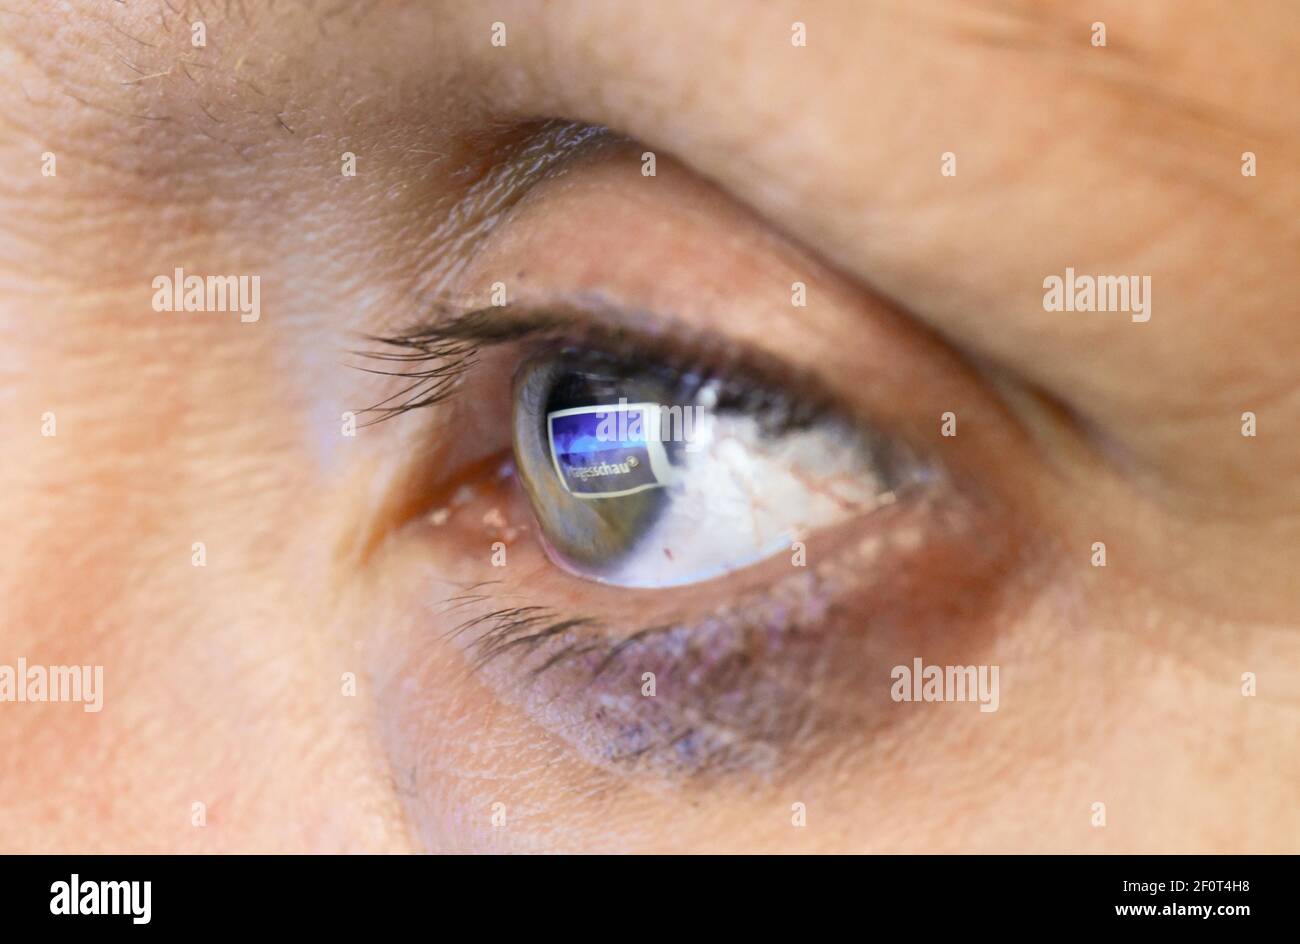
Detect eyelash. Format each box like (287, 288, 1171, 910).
(439, 592, 603, 675)
(352, 303, 843, 433)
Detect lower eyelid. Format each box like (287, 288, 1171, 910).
(424, 460, 1023, 780)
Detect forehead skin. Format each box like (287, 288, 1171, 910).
(0, 1, 1297, 852)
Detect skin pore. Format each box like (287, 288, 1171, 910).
(0, 1, 1296, 852)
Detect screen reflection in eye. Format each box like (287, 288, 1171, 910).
(547, 401, 676, 499)
(512, 346, 923, 588)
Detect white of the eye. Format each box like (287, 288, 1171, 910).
(593, 412, 894, 588)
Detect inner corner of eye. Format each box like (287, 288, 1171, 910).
(499, 348, 916, 590)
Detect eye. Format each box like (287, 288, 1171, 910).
(511, 344, 928, 588)
(364, 296, 1025, 778)
(359, 143, 1042, 796)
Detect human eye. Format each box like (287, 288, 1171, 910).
(357, 138, 1043, 784)
(509, 338, 930, 589)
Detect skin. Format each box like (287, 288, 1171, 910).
(0, 0, 1296, 852)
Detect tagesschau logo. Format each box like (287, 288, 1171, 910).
(546, 397, 717, 500)
(568, 458, 642, 480)
(548, 402, 672, 499)
(50, 874, 151, 925)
